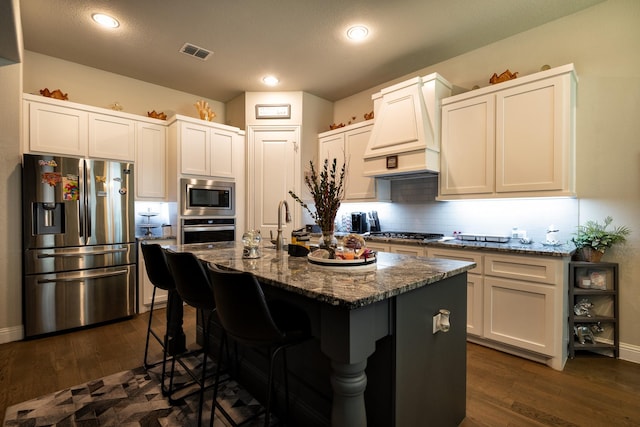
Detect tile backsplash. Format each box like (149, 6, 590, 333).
(337, 177, 579, 244)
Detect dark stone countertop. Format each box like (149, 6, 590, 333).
(166, 241, 475, 309)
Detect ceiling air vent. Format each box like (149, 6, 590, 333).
(179, 43, 212, 61)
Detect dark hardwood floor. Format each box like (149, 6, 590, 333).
(2, 306, 639, 426)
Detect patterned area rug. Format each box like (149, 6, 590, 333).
(3, 354, 271, 426)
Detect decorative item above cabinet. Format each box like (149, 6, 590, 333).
(438, 63, 577, 200)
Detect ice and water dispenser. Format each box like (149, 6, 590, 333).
(32, 202, 65, 235)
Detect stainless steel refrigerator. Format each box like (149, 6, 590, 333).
(22, 154, 136, 337)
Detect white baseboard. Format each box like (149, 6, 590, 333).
(0, 324, 24, 344)
(620, 342, 640, 364)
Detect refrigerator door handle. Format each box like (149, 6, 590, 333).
(36, 268, 129, 284)
(84, 160, 92, 240)
(78, 159, 86, 242)
(37, 248, 128, 258)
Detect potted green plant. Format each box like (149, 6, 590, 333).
(289, 158, 346, 248)
(571, 216, 630, 262)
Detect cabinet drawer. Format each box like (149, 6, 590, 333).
(428, 248, 483, 275)
(484, 254, 561, 284)
(390, 244, 425, 257)
(366, 242, 391, 253)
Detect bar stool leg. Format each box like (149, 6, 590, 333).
(143, 286, 159, 369)
(211, 332, 227, 427)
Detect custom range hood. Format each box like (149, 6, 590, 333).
(363, 73, 452, 179)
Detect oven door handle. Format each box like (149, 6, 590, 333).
(182, 226, 236, 232)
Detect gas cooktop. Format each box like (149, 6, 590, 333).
(369, 231, 444, 241)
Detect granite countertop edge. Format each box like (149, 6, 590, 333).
(362, 236, 575, 257)
(168, 242, 476, 310)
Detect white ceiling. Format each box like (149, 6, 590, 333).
(17, 0, 602, 102)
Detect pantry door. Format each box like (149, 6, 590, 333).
(247, 126, 300, 238)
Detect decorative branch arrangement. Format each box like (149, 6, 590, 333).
(289, 158, 346, 233)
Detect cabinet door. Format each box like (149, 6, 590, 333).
(496, 75, 569, 193)
(210, 129, 234, 178)
(466, 273, 484, 336)
(88, 113, 136, 161)
(28, 101, 88, 156)
(138, 239, 175, 313)
(319, 132, 345, 167)
(426, 248, 484, 335)
(136, 122, 167, 200)
(483, 276, 556, 356)
(248, 127, 300, 236)
(180, 122, 210, 176)
(440, 95, 495, 196)
(345, 125, 386, 200)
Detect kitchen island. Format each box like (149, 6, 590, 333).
(171, 241, 475, 427)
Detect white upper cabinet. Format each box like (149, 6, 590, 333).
(440, 96, 495, 196)
(439, 64, 577, 200)
(23, 94, 148, 162)
(169, 115, 242, 179)
(179, 121, 210, 176)
(88, 113, 136, 161)
(25, 98, 88, 157)
(135, 122, 167, 200)
(319, 121, 390, 202)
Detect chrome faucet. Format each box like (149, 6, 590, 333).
(276, 200, 291, 251)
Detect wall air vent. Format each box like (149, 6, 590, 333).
(179, 43, 212, 61)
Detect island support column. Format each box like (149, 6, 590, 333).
(320, 300, 390, 427)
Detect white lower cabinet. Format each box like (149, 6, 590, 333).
(390, 244, 425, 257)
(427, 247, 569, 370)
(365, 242, 391, 253)
(365, 242, 425, 256)
(427, 248, 484, 336)
(138, 239, 175, 313)
(483, 276, 556, 354)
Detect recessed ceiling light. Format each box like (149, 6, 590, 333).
(262, 76, 279, 86)
(92, 13, 120, 28)
(347, 25, 369, 41)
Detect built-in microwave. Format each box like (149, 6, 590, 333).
(181, 178, 235, 216)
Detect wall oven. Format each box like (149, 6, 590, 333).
(181, 218, 236, 244)
(181, 178, 235, 217)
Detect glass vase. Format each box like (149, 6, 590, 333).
(321, 230, 337, 248)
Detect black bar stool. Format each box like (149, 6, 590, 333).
(140, 242, 181, 396)
(165, 249, 220, 426)
(207, 263, 312, 427)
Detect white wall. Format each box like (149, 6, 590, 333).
(0, 59, 24, 343)
(23, 51, 226, 124)
(333, 0, 640, 360)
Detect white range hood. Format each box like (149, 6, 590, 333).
(363, 73, 452, 178)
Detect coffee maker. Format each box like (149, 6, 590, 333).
(351, 212, 369, 234)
